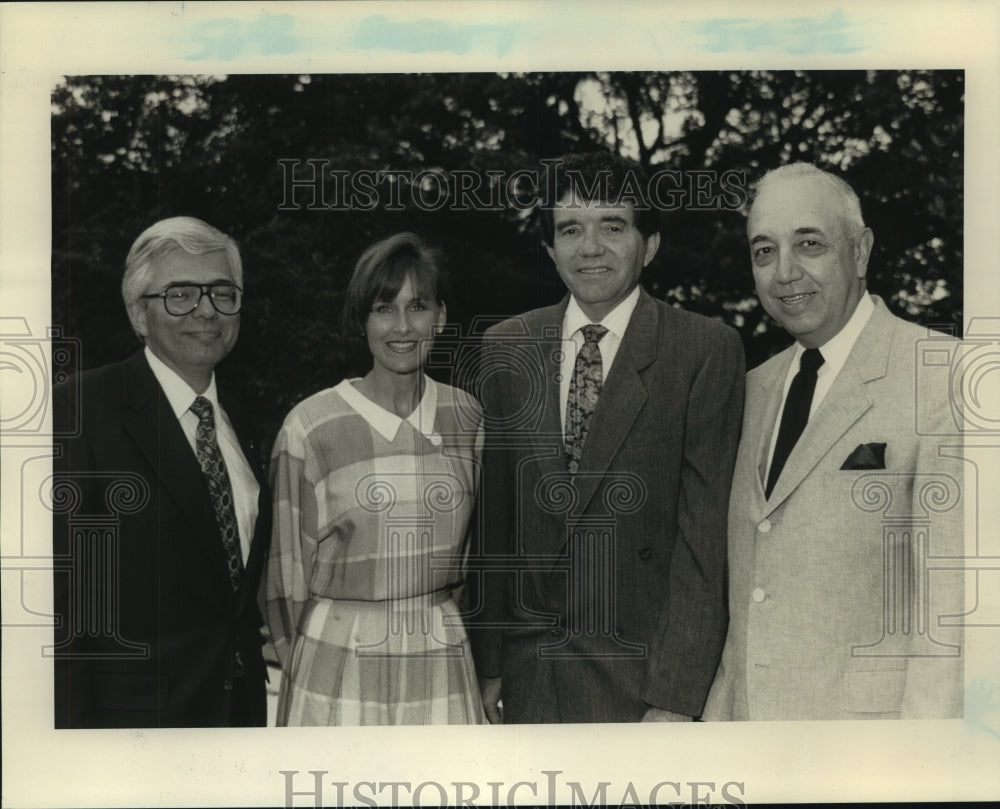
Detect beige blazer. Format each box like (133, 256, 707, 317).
(704, 297, 964, 720)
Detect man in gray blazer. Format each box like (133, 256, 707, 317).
(469, 152, 745, 723)
(704, 163, 963, 720)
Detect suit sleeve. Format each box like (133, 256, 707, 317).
(466, 337, 510, 679)
(454, 393, 485, 614)
(901, 364, 964, 718)
(641, 325, 746, 716)
(52, 373, 97, 728)
(263, 411, 317, 672)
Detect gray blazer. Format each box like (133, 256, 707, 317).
(469, 288, 745, 722)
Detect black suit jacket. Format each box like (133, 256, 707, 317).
(469, 290, 745, 722)
(52, 350, 271, 728)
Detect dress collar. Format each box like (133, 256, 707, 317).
(334, 375, 440, 444)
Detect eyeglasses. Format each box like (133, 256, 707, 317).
(140, 283, 244, 316)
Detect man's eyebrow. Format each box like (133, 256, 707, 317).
(749, 226, 828, 244)
(165, 278, 234, 286)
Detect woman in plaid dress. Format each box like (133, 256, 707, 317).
(265, 233, 487, 725)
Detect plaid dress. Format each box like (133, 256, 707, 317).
(265, 377, 487, 725)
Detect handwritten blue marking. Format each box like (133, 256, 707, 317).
(697, 10, 866, 54)
(965, 679, 1000, 739)
(354, 14, 516, 56)
(186, 14, 299, 61)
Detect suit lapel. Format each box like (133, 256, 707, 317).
(219, 388, 270, 613)
(572, 290, 657, 519)
(520, 302, 574, 556)
(120, 352, 233, 585)
(763, 299, 893, 512)
(528, 300, 572, 481)
(749, 349, 794, 510)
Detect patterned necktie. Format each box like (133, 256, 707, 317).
(765, 347, 825, 499)
(565, 324, 608, 475)
(190, 396, 244, 591)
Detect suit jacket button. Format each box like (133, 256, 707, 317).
(223, 678, 234, 691)
(638, 547, 652, 560)
(751, 588, 766, 603)
(758, 519, 772, 533)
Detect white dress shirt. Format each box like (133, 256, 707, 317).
(558, 285, 640, 431)
(764, 293, 876, 481)
(144, 347, 259, 562)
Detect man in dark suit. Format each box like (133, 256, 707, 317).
(703, 163, 963, 720)
(52, 216, 270, 728)
(469, 152, 745, 723)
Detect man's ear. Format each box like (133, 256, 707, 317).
(545, 242, 556, 264)
(127, 302, 149, 340)
(855, 228, 874, 278)
(643, 232, 661, 266)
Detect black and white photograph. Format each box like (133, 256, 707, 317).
(2, 1, 999, 807)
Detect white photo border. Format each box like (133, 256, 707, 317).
(2, 2, 999, 807)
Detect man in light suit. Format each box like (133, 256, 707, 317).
(52, 216, 270, 727)
(469, 152, 745, 723)
(704, 163, 963, 721)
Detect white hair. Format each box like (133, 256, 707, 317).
(747, 162, 866, 242)
(122, 216, 243, 329)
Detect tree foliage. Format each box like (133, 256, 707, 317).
(51, 71, 963, 447)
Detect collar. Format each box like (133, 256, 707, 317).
(792, 292, 875, 376)
(792, 293, 875, 375)
(335, 375, 440, 444)
(563, 285, 640, 340)
(144, 346, 219, 418)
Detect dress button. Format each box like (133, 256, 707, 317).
(223, 678, 234, 691)
(758, 519, 772, 533)
(638, 547, 652, 561)
(751, 588, 766, 603)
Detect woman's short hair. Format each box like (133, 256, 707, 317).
(343, 232, 445, 336)
(122, 216, 243, 325)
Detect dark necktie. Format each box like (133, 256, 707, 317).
(190, 396, 244, 591)
(765, 347, 825, 499)
(565, 324, 608, 475)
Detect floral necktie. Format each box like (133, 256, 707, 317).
(190, 396, 244, 590)
(565, 324, 608, 475)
